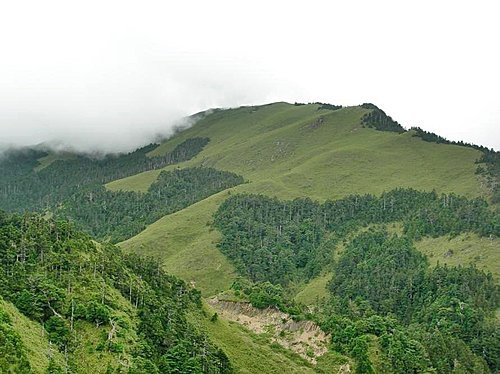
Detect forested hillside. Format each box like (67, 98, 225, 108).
(213, 191, 499, 371)
(214, 188, 498, 284)
(0, 137, 209, 211)
(0, 211, 231, 373)
(1, 102, 499, 373)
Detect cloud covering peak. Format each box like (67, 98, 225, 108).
(1, 0, 499, 152)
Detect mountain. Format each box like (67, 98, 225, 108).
(0, 102, 498, 373)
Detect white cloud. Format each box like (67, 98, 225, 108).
(0, 0, 498, 152)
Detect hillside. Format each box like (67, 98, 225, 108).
(1, 102, 498, 373)
(0, 211, 232, 373)
(117, 103, 495, 296)
(109, 103, 485, 200)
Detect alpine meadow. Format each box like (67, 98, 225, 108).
(0, 102, 499, 373)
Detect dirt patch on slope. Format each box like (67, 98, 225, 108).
(207, 298, 330, 364)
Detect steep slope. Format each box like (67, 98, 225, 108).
(1, 101, 498, 372)
(0, 298, 65, 373)
(116, 103, 499, 372)
(118, 102, 489, 296)
(0, 211, 232, 373)
(109, 103, 484, 199)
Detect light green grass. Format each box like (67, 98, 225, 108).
(35, 152, 76, 171)
(120, 190, 239, 296)
(117, 102, 487, 296)
(0, 299, 65, 373)
(294, 273, 332, 306)
(106, 169, 163, 192)
(415, 233, 499, 280)
(189, 303, 348, 374)
(110, 103, 483, 200)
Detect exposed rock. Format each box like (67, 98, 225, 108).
(207, 298, 329, 364)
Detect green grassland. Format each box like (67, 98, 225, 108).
(109, 103, 484, 199)
(117, 102, 489, 298)
(120, 189, 239, 296)
(0, 298, 65, 373)
(293, 272, 332, 306)
(415, 233, 499, 280)
(10, 102, 496, 372)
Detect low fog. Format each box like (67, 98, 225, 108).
(1, 0, 499, 153)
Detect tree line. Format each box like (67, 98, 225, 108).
(60, 167, 244, 242)
(0, 137, 209, 211)
(214, 188, 498, 285)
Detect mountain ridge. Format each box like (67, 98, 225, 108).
(1, 101, 498, 373)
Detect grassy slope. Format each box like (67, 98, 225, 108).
(415, 233, 499, 280)
(120, 189, 239, 296)
(189, 303, 348, 374)
(34, 152, 76, 171)
(294, 273, 332, 306)
(107, 102, 493, 371)
(117, 102, 487, 299)
(0, 299, 65, 373)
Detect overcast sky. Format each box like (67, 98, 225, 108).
(1, 0, 499, 153)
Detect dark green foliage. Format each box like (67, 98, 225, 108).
(329, 231, 428, 321)
(0, 211, 232, 373)
(248, 282, 285, 309)
(350, 335, 374, 374)
(0, 137, 209, 212)
(59, 167, 244, 242)
(409, 328, 490, 373)
(360, 103, 405, 133)
(214, 188, 498, 285)
(411, 126, 453, 145)
(411, 126, 494, 153)
(0, 148, 47, 179)
(230, 280, 302, 316)
(325, 230, 498, 371)
(315, 102, 342, 111)
(45, 316, 70, 349)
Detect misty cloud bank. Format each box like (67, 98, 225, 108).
(0, 58, 285, 154)
(1, 1, 499, 153)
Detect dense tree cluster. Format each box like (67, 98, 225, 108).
(0, 211, 232, 373)
(229, 279, 302, 317)
(477, 150, 500, 203)
(0, 137, 210, 211)
(214, 188, 498, 284)
(323, 229, 499, 372)
(411, 126, 495, 155)
(360, 104, 405, 133)
(60, 167, 244, 242)
(315, 103, 343, 111)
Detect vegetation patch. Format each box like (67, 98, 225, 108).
(0, 137, 209, 211)
(0, 211, 232, 372)
(214, 188, 498, 285)
(60, 167, 244, 242)
(360, 103, 405, 133)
